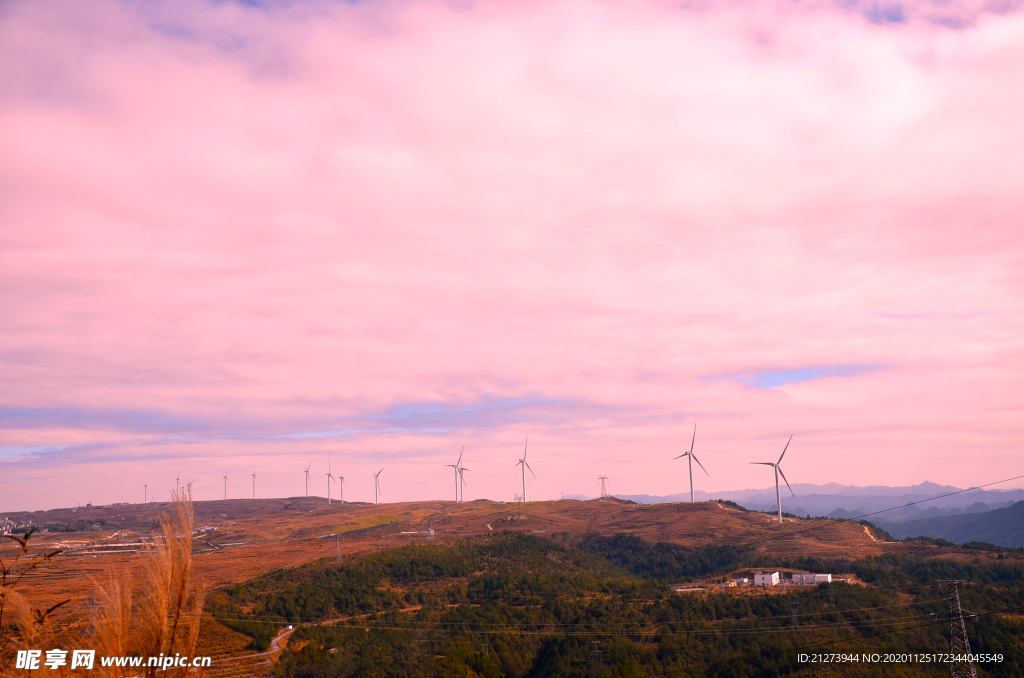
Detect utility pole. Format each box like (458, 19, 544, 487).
(788, 597, 801, 626)
(940, 580, 977, 678)
(598, 476, 609, 499)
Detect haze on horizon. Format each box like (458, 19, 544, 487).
(2, 0, 1023, 512)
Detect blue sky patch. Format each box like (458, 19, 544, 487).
(714, 363, 889, 389)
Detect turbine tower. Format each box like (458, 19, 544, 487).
(459, 465, 470, 503)
(175, 471, 180, 494)
(326, 456, 335, 504)
(223, 468, 228, 501)
(144, 484, 147, 504)
(516, 436, 536, 504)
(673, 423, 708, 503)
(338, 475, 345, 504)
(251, 466, 257, 500)
(750, 435, 795, 524)
(373, 467, 385, 505)
(445, 448, 463, 502)
(304, 463, 311, 497)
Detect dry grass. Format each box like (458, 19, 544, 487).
(0, 530, 65, 675)
(90, 489, 205, 678)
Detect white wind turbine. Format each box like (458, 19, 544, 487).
(673, 423, 708, 503)
(251, 466, 257, 499)
(445, 448, 463, 502)
(338, 475, 345, 504)
(373, 467, 385, 505)
(750, 435, 795, 524)
(516, 436, 536, 504)
(326, 456, 335, 504)
(223, 468, 228, 500)
(186, 478, 196, 498)
(304, 463, 311, 497)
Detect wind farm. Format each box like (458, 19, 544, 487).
(6, 436, 1024, 678)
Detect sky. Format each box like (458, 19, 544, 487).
(2, 0, 1023, 511)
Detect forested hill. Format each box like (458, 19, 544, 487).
(207, 531, 1024, 677)
(879, 501, 1024, 547)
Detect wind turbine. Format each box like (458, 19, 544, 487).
(175, 471, 180, 495)
(516, 436, 536, 504)
(223, 468, 228, 501)
(304, 463, 311, 497)
(338, 475, 345, 504)
(750, 434, 795, 524)
(326, 456, 335, 504)
(673, 423, 708, 503)
(445, 448, 463, 502)
(186, 478, 196, 498)
(251, 466, 256, 500)
(373, 467, 385, 505)
(144, 484, 147, 504)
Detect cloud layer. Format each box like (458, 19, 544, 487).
(2, 0, 1023, 509)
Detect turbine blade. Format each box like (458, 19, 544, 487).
(778, 434, 793, 464)
(750, 462, 774, 465)
(673, 453, 689, 460)
(525, 461, 537, 480)
(691, 454, 709, 476)
(777, 466, 796, 497)
(690, 422, 697, 453)
(457, 446, 464, 465)
(523, 435, 528, 459)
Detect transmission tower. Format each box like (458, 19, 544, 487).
(788, 597, 801, 626)
(598, 476, 609, 499)
(586, 640, 609, 675)
(940, 580, 977, 678)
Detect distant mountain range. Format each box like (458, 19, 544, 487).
(876, 501, 1024, 548)
(614, 482, 1024, 522)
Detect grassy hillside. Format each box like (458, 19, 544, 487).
(879, 501, 1024, 548)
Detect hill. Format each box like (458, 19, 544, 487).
(878, 500, 1024, 547)
(8, 497, 1024, 676)
(216, 531, 1024, 677)
(0, 497, 886, 620)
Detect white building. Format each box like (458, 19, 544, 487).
(792, 573, 832, 585)
(754, 571, 780, 587)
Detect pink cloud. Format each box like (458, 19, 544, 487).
(1, 0, 1023, 509)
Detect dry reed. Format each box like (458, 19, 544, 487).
(91, 489, 205, 678)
